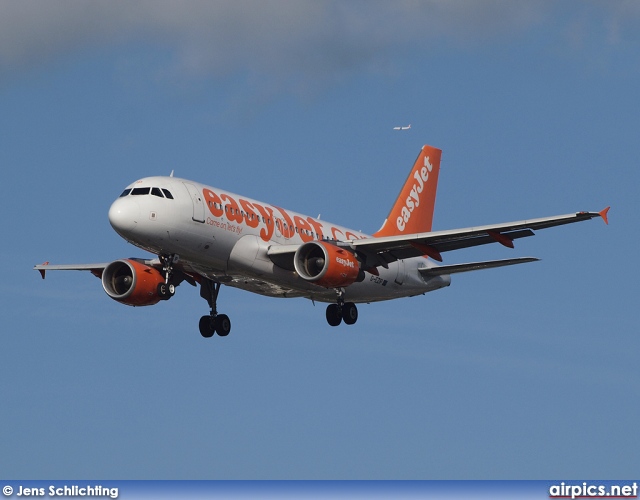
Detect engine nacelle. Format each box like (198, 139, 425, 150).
(101, 259, 165, 306)
(294, 241, 360, 288)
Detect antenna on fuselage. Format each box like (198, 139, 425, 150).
(170, 170, 174, 177)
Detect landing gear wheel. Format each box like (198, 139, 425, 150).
(326, 304, 342, 327)
(157, 282, 175, 300)
(342, 302, 358, 325)
(199, 280, 232, 338)
(215, 314, 231, 336)
(199, 316, 215, 338)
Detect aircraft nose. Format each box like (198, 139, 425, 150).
(108, 197, 140, 235)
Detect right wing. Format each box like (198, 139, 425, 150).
(35, 259, 199, 287)
(34, 262, 109, 279)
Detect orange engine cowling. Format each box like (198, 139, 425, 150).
(294, 241, 360, 288)
(101, 259, 165, 306)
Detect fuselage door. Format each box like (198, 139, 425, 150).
(183, 183, 206, 223)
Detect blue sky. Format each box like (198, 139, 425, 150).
(1, 1, 638, 479)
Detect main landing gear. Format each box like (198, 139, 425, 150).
(199, 279, 231, 338)
(157, 254, 178, 300)
(325, 288, 358, 327)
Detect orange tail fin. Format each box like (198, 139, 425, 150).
(374, 145, 442, 237)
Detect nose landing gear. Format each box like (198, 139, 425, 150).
(199, 279, 231, 338)
(157, 254, 178, 300)
(157, 282, 175, 299)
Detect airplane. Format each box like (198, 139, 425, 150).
(393, 124, 411, 130)
(34, 145, 609, 338)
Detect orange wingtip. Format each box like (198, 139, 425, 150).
(599, 206, 610, 225)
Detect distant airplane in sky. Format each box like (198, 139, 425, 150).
(393, 124, 411, 130)
(35, 145, 609, 338)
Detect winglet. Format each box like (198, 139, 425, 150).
(38, 261, 49, 279)
(599, 206, 610, 225)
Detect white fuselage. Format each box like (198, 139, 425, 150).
(108, 176, 450, 303)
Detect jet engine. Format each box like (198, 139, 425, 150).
(101, 259, 166, 306)
(294, 241, 361, 288)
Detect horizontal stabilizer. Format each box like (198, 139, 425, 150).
(419, 257, 539, 277)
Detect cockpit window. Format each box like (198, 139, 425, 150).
(120, 186, 173, 199)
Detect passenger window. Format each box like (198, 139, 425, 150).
(131, 187, 151, 195)
(162, 189, 174, 199)
(151, 188, 164, 198)
(119, 189, 132, 197)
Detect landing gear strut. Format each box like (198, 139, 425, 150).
(157, 254, 178, 300)
(325, 288, 358, 327)
(199, 279, 231, 338)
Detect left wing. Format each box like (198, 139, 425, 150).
(350, 207, 609, 268)
(265, 208, 609, 271)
